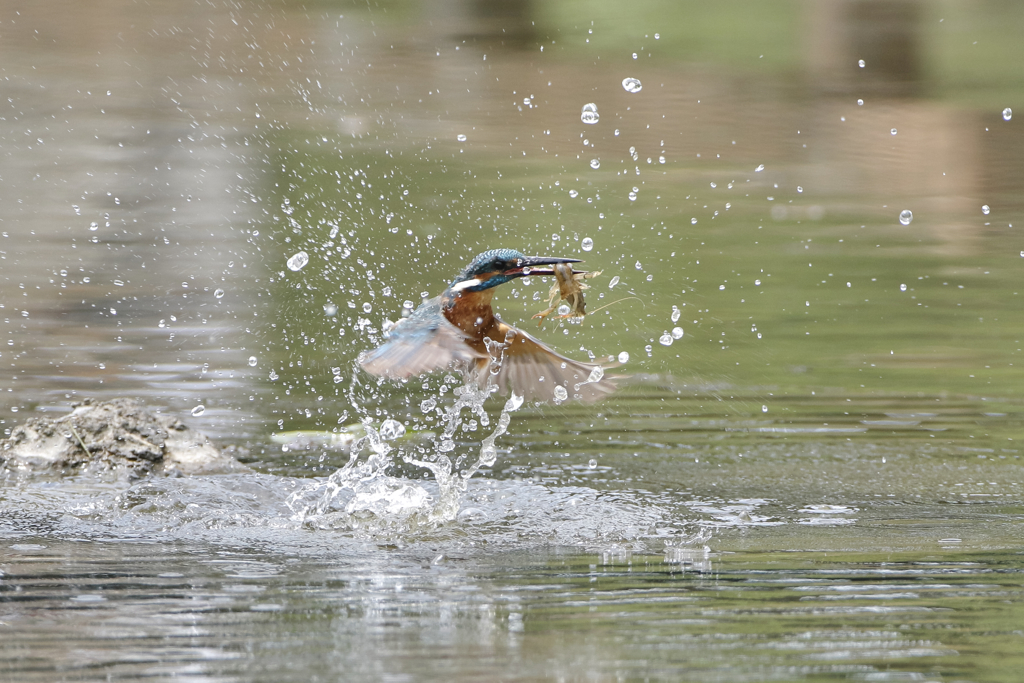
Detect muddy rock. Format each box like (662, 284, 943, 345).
(0, 398, 244, 476)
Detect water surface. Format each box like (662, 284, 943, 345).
(2, 1, 1024, 680)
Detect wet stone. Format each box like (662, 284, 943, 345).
(0, 398, 244, 478)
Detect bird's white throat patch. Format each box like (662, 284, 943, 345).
(451, 278, 482, 292)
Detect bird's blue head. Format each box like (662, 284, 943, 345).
(449, 249, 581, 293)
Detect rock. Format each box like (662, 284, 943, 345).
(0, 398, 244, 476)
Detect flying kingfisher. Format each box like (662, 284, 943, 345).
(358, 249, 616, 402)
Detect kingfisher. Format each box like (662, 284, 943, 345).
(359, 249, 616, 402)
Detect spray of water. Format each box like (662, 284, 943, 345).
(286, 335, 523, 534)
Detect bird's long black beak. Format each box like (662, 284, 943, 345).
(509, 256, 582, 278)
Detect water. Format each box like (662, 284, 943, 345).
(622, 77, 643, 93)
(3, 1, 1024, 681)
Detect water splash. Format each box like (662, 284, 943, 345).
(287, 339, 525, 535)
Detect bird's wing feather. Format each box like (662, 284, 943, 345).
(359, 298, 485, 379)
(482, 318, 617, 403)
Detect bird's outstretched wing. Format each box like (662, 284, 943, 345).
(359, 297, 486, 379)
(480, 318, 617, 403)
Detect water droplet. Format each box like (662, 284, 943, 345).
(248, 356, 257, 367)
(362, 302, 372, 313)
(420, 398, 436, 413)
(891, 128, 897, 136)
(580, 103, 599, 124)
(587, 366, 604, 383)
(635, 260, 643, 270)
(609, 275, 620, 288)
(621, 77, 642, 93)
(506, 392, 525, 411)
(632, 52, 638, 60)
(590, 158, 601, 169)
(286, 251, 309, 271)
(900, 283, 907, 292)
(557, 303, 571, 316)
(614, 129, 620, 136)
(581, 237, 594, 251)
(379, 419, 406, 440)
(553, 385, 568, 402)
(672, 327, 684, 339)
(754, 164, 765, 173)
(457, 133, 467, 142)
(588, 458, 598, 468)
(858, 59, 866, 68)
(982, 205, 990, 215)
(691, 218, 697, 225)
(569, 189, 579, 198)
(1003, 107, 1013, 121)
(403, 300, 415, 310)
(269, 370, 278, 381)
(191, 405, 205, 417)
(899, 209, 913, 225)
(755, 279, 762, 286)
(628, 191, 637, 201)
(857, 98, 864, 106)
(671, 307, 681, 323)
(796, 186, 803, 193)
(658, 155, 666, 164)
(719, 284, 726, 290)
(659, 333, 673, 346)
(214, 288, 225, 299)
(762, 404, 768, 413)
(324, 302, 338, 316)
(617, 351, 630, 363)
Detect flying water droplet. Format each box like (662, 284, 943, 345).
(248, 356, 257, 367)
(506, 392, 524, 411)
(587, 366, 604, 383)
(588, 458, 598, 469)
(362, 302, 372, 313)
(581, 237, 594, 251)
(609, 275, 620, 288)
(671, 307, 681, 323)
(659, 333, 673, 346)
(420, 398, 437, 413)
(658, 155, 666, 164)
(553, 385, 568, 402)
(617, 351, 630, 363)
(621, 77, 642, 93)
(557, 303, 571, 316)
(632, 52, 638, 60)
(214, 288, 225, 299)
(762, 404, 768, 413)
(858, 59, 866, 68)
(900, 283, 907, 292)
(635, 260, 643, 270)
(590, 158, 601, 169)
(899, 210, 913, 225)
(286, 251, 309, 271)
(857, 99, 864, 106)
(379, 419, 406, 440)
(324, 302, 338, 316)
(580, 103, 599, 124)
(891, 128, 897, 135)
(456, 133, 467, 142)
(755, 164, 765, 172)
(982, 205, 990, 215)
(672, 327, 684, 339)
(628, 191, 637, 201)
(691, 218, 697, 225)
(569, 189, 579, 198)
(1003, 108, 1013, 121)
(191, 405, 205, 417)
